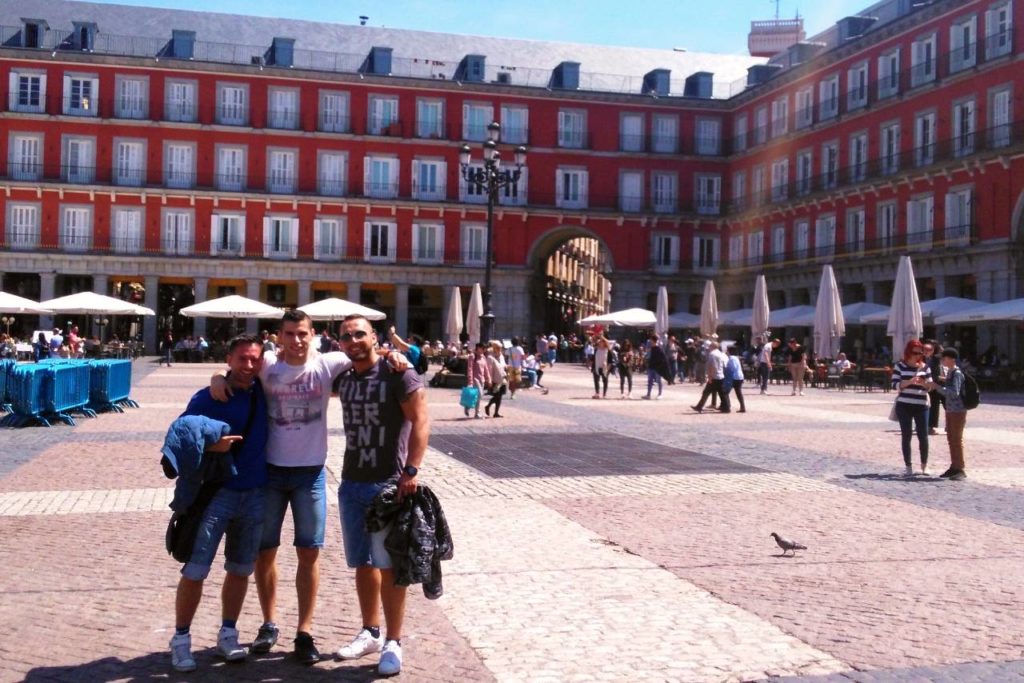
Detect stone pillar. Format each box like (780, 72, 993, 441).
(92, 274, 109, 297)
(143, 275, 159, 353)
(346, 281, 361, 304)
(246, 279, 261, 334)
(192, 277, 209, 340)
(394, 283, 409, 334)
(296, 279, 313, 307)
(38, 272, 56, 331)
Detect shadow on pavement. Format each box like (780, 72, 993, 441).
(844, 473, 939, 482)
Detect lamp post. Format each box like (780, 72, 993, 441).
(96, 317, 109, 342)
(1, 316, 14, 337)
(459, 121, 527, 344)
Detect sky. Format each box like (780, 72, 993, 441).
(85, 0, 874, 55)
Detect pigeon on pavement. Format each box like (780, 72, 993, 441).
(770, 532, 807, 556)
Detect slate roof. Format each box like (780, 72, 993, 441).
(0, 0, 765, 99)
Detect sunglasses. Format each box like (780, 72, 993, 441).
(339, 330, 370, 342)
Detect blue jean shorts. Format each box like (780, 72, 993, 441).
(338, 480, 392, 570)
(182, 487, 265, 581)
(261, 464, 327, 550)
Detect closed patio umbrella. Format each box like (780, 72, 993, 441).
(812, 265, 845, 359)
(655, 286, 670, 342)
(751, 274, 770, 342)
(466, 283, 484, 344)
(445, 286, 464, 346)
(699, 280, 718, 337)
(887, 256, 923, 353)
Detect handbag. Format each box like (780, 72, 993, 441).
(888, 400, 898, 422)
(166, 381, 259, 563)
(459, 386, 480, 409)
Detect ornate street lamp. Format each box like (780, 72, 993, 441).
(458, 121, 527, 343)
(1, 316, 14, 337)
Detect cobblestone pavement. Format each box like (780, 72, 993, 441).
(2, 359, 1023, 682)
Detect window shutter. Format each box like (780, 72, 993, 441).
(288, 218, 298, 258)
(8, 73, 17, 105)
(410, 160, 420, 195)
(579, 170, 589, 207)
(388, 158, 398, 187)
(312, 218, 322, 259)
(262, 217, 271, 258)
(62, 74, 71, 113)
(363, 222, 372, 260)
(437, 160, 448, 197)
(210, 214, 220, 255)
(363, 158, 371, 195)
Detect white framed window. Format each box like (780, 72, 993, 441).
(164, 143, 195, 189)
(459, 163, 486, 204)
(986, 2, 1013, 59)
(555, 167, 588, 209)
(63, 73, 98, 116)
(754, 106, 768, 144)
(363, 155, 398, 199)
(652, 172, 678, 213)
(819, 75, 839, 120)
(217, 83, 248, 126)
(111, 207, 143, 254)
(907, 194, 934, 248)
(794, 220, 810, 258)
(319, 90, 350, 133)
(796, 150, 813, 195)
(731, 171, 746, 212)
(849, 132, 868, 182)
(771, 224, 786, 261)
(733, 113, 748, 152)
(878, 201, 898, 250)
(210, 214, 245, 256)
(313, 217, 345, 261)
(815, 215, 836, 257)
(620, 170, 643, 212)
(770, 97, 788, 137)
(267, 148, 297, 193)
(411, 158, 447, 200)
(990, 87, 1012, 147)
(693, 236, 719, 270)
(6, 202, 40, 249)
(945, 187, 973, 245)
(9, 133, 43, 180)
(412, 222, 444, 263)
(620, 113, 644, 152)
(881, 123, 900, 175)
(950, 15, 978, 73)
(953, 99, 976, 157)
(462, 102, 494, 142)
(914, 111, 936, 166)
(114, 139, 145, 186)
(878, 49, 900, 99)
(61, 205, 92, 251)
(795, 88, 813, 129)
(216, 145, 246, 191)
(651, 234, 679, 271)
(364, 220, 396, 262)
(498, 167, 528, 207)
(264, 216, 299, 259)
(162, 209, 192, 255)
(558, 109, 586, 148)
(318, 151, 347, 197)
(165, 80, 197, 123)
(416, 98, 444, 139)
(747, 231, 764, 265)
(728, 233, 744, 267)
(847, 61, 868, 110)
(461, 223, 486, 265)
(63, 135, 96, 183)
(115, 75, 148, 119)
(500, 105, 529, 144)
(696, 118, 721, 155)
(752, 165, 766, 206)
(653, 114, 679, 153)
(770, 158, 789, 201)
(268, 88, 299, 130)
(846, 208, 865, 254)
(911, 33, 937, 87)
(369, 95, 399, 135)
(9, 71, 46, 113)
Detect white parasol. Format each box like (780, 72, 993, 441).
(466, 283, 484, 344)
(699, 280, 718, 337)
(812, 265, 845, 359)
(445, 287, 464, 346)
(751, 274, 770, 342)
(887, 256, 924, 353)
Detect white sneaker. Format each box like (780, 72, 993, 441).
(920, 463, 929, 475)
(170, 632, 197, 672)
(904, 465, 914, 477)
(337, 628, 384, 660)
(217, 626, 247, 661)
(378, 639, 402, 676)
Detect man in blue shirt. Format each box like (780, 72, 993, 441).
(169, 334, 269, 673)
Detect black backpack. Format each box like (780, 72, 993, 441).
(960, 371, 980, 410)
(414, 348, 429, 375)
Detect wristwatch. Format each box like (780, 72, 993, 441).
(402, 464, 419, 477)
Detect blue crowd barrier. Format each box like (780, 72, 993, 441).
(88, 359, 138, 412)
(0, 359, 15, 412)
(0, 361, 97, 427)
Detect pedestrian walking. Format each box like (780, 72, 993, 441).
(484, 340, 507, 417)
(892, 339, 936, 476)
(786, 338, 806, 395)
(758, 338, 779, 394)
(592, 334, 611, 399)
(726, 346, 747, 413)
(938, 348, 968, 480)
(643, 336, 669, 399)
(465, 343, 491, 419)
(618, 340, 635, 399)
(692, 341, 729, 413)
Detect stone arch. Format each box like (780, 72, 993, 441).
(525, 225, 616, 272)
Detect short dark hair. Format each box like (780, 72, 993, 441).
(942, 348, 959, 360)
(342, 313, 368, 324)
(227, 333, 262, 354)
(728, 345, 739, 356)
(281, 309, 311, 327)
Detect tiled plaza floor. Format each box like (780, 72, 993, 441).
(2, 359, 1023, 682)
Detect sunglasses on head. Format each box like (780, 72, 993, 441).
(339, 330, 370, 342)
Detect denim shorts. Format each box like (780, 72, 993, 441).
(338, 480, 392, 570)
(261, 464, 327, 550)
(182, 487, 265, 581)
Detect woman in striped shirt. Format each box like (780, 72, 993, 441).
(891, 339, 937, 476)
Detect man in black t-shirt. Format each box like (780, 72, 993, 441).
(786, 338, 807, 396)
(334, 314, 429, 677)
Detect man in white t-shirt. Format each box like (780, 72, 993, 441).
(508, 337, 525, 399)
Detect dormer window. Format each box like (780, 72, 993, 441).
(21, 19, 48, 48)
(71, 22, 98, 51)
